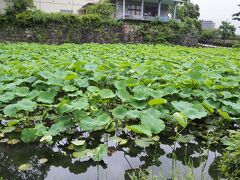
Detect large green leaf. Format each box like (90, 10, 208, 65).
(3, 104, 17, 117)
(135, 136, 159, 148)
(126, 125, 152, 137)
(21, 128, 37, 143)
(140, 109, 165, 134)
(79, 113, 112, 131)
(37, 90, 57, 104)
(92, 144, 108, 162)
(112, 106, 128, 120)
(171, 101, 208, 120)
(116, 88, 132, 102)
(99, 89, 115, 99)
(0, 92, 15, 103)
(14, 87, 30, 97)
(132, 86, 150, 100)
(71, 97, 89, 110)
(17, 99, 37, 112)
(173, 112, 188, 128)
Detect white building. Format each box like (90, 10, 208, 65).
(114, 0, 183, 22)
(201, 20, 216, 30)
(0, 0, 182, 22)
(0, 0, 98, 14)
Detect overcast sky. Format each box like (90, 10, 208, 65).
(191, 0, 240, 34)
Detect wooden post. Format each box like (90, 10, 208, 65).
(158, 0, 161, 18)
(141, 0, 144, 19)
(123, 0, 125, 19)
(173, 2, 177, 19)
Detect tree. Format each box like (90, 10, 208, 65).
(4, 0, 34, 15)
(82, 0, 115, 18)
(219, 21, 236, 40)
(232, 5, 240, 21)
(176, 0, 200, 20)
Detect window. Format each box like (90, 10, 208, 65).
(127, 4, 141, 16)
(60, 9, 73, 14)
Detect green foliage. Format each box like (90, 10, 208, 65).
(0, 43, 239, 146)
(138, 18, 200, 46)
(219, 130, 240, 178)
(0, 9, 113, 27)
(199, 29, 221, 43)
(4, 0, 34, 15)
(176, 0, 200, 20)
(84, 0, 115, 18)
(232, 43, 240, 48)
(219, 21, 236, 40)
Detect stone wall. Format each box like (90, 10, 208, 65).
(0, 24, 125, 44)
(0, 22, 199, 46)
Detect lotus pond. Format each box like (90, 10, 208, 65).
(0, 43, 239, 179)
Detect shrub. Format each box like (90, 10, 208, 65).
(199, 29, 221, 43)
(232, 43, 240, 48)
(84, 0, 115, 19)
(4, 0, 34, 15)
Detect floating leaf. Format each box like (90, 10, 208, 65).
(126, 125, 152, 137)
(135, 137, 158, 148)
(126, 109, 141, 119)
(112, 106, 128, 120)
(71, 97, 89, 110)
(37, 90, 57, 104)
(0, 138, 9, 143)
(110, 136, 128, 145)
(71, 139, 86, 146)
(39, 158, 48, 164)
(17, 99, 37, 112)
(63, 85, 77, 92)
(3, 104, 17, 117)
(99, 89, 115, 99)
(75, 78, 89, 88)
(7, 139, 20, 145)
(40, 135, 52, 142)
(72, 149, 91, 159)
(79, 113, 112, 131)
(18, 164, 32, 171)
(14, 87, 30, 97)
(177, 134, 195, 143)
(0, 92, 15, 103)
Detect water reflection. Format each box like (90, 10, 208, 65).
(0, 132, 223, 180)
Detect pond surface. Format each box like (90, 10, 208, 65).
(0, 132, 223, 180)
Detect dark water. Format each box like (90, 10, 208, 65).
(0, 132, 223, 180)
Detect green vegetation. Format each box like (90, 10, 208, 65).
(84, 0, 115, 19)
(219, 130, 240, 179)
(176, 0, 200, 20)
(219, 21, 236, 40)
(4, 0, 34, 15)
(0, 43, 239, 173)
